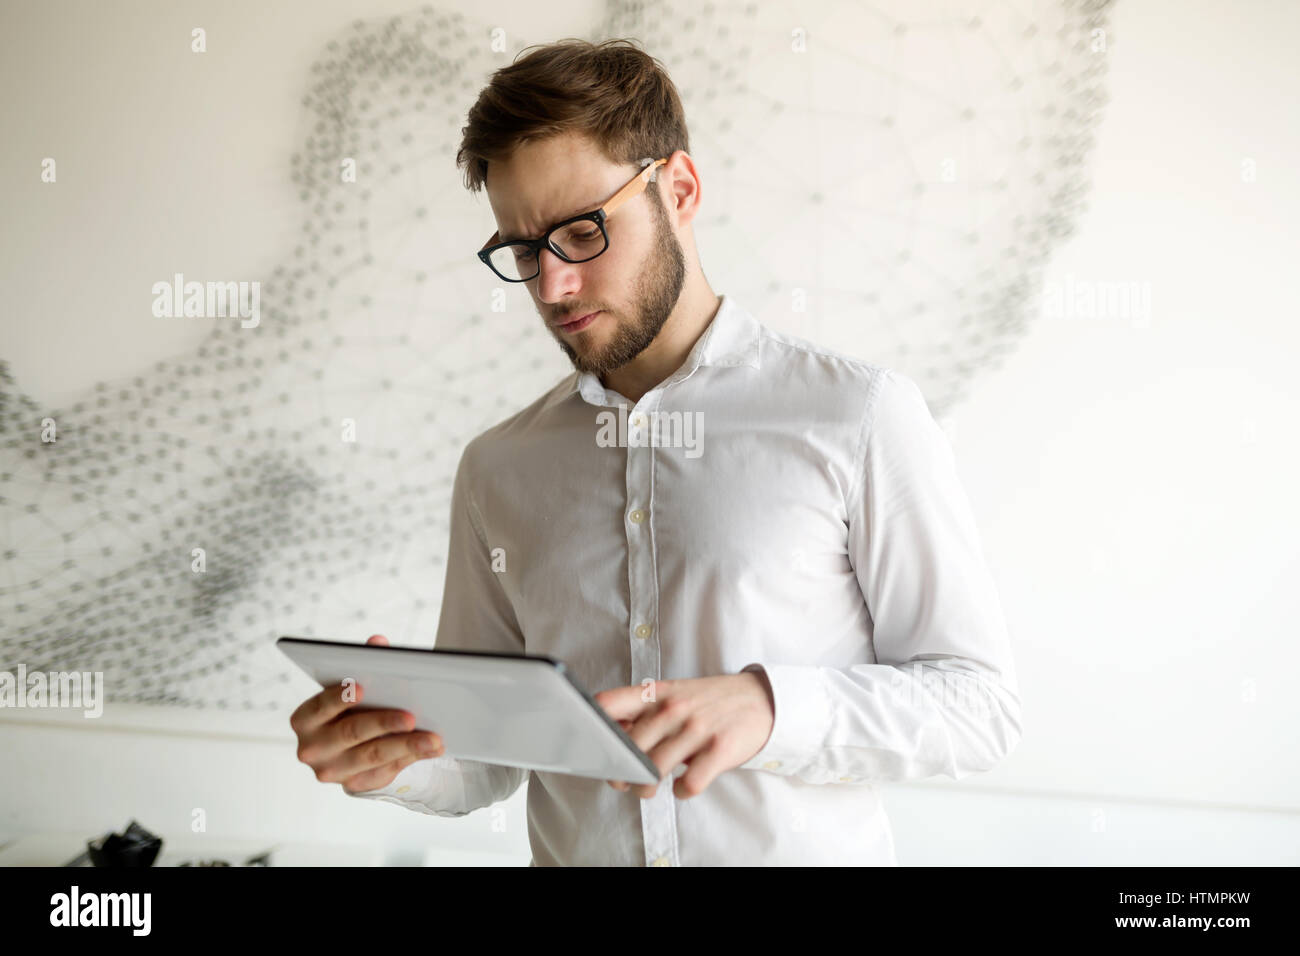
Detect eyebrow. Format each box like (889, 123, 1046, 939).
(499, 198, 601, 243)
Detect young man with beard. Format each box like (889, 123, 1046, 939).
(291, 38, 1021, 867)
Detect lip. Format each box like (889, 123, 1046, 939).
(555, 310, 602, 332)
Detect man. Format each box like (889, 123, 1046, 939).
(290, 38, 1021, 866)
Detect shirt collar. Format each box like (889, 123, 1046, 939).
(547, 294, 762, 410)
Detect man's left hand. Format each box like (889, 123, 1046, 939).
(595, 671, 775, 799)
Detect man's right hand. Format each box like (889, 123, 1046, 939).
(290, 634, 445, 795)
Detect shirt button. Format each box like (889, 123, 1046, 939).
(395, 785, 411, 794)
(635, 624, 652, 638)
(763, 760, 782, 771)
(651, 856, 671, 867)
(629, 509, 646, 524)
(631, 414, 646, 428)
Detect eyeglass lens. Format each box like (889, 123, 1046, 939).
(486, 219, 608, 281)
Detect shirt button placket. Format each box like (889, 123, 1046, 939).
(622, 395, 680, 867)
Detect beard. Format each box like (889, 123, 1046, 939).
(551, 190, 687, 376)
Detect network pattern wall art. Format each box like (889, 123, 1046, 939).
(0, 0, 1114, 709)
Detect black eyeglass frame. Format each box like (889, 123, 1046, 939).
(477, 157, 668, 283)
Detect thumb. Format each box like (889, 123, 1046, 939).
(366, 634, 390, 647)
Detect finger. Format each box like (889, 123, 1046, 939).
(290, 678, 367, 736)
(595, 684, 659, 721)
(342, 753, 419, 795)
(644, 723, 712, 792)
(624, 699, 690, 772)
(301, 706, 419, 767)
(673, 739, 731, 799)
(366, 634, 390, 646)
(318, 728, 443, 784)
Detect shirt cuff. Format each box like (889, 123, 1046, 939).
(736, 663, 832, 775)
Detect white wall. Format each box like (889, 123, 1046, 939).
(2, 0, 1297, 865)
(945, 0, 1300, 817)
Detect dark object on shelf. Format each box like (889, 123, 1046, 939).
(61, 825, 277, 866)
(178, 849, 273, 867)
(76, 820, 163, 867)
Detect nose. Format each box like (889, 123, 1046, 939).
(533, 246, 584, 302)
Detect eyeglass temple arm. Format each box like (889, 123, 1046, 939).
(604, 158, 667, 216)
(638, 156, 667, 181)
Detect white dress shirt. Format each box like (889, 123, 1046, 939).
(348, 293, 1021, 866)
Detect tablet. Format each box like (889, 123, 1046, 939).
(276, 636, 660, 785)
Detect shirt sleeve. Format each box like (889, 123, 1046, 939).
(736, 368, 1023, 784)
(346, 439, 530, 813)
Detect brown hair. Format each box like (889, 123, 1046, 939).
(456, 38, 690, 196)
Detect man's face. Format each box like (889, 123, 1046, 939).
(484, 133, 687, 376)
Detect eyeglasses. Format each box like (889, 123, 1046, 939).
(477, 157, 668, 282)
